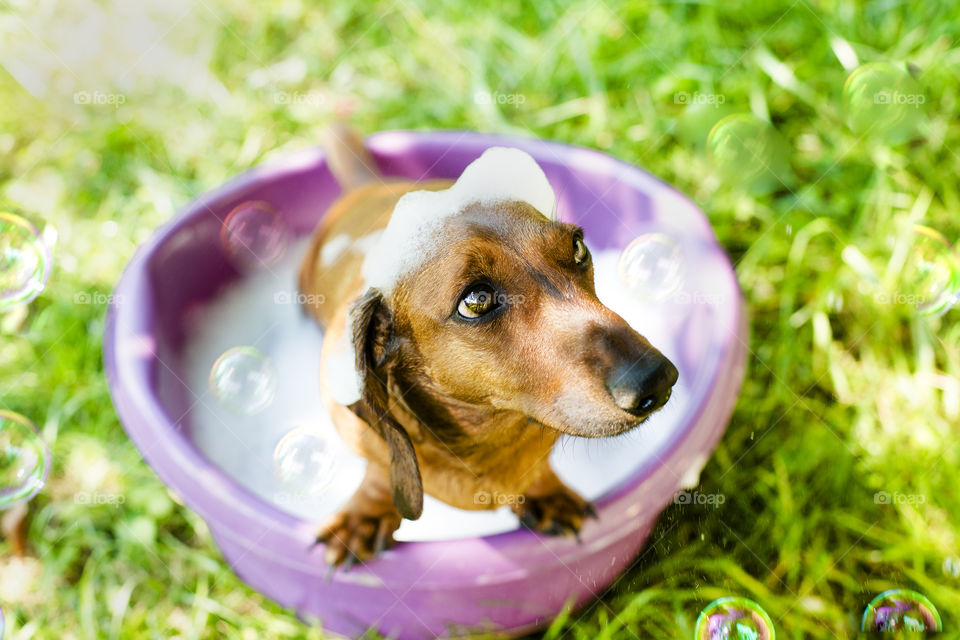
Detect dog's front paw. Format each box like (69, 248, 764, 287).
(511, 487, 597, 539)
(315, 508, 402, 568)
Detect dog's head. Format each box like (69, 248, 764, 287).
(337, 148, 678, 519)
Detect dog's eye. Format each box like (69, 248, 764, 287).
(573, 235, 590, 265)
(457, 285, 497, 319)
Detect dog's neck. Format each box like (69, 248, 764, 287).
(387, 365, 557, 461)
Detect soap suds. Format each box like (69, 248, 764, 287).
(320, 234, 351, 267)
(321, 230, 383, 268)
(362, 147, 557, 294)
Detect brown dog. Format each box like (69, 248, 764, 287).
(299, 125, 678, 566)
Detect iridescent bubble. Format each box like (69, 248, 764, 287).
(219, 201, 290, 270)
(861, 589, 942, 632)
(695, 597, 775, 640)
(0, 212, 51, 312)
(843, 62, 925, 142)
(899, 225, 960, 316)
(208, 346, 277, 414)
(618, 233, 686, 301)
(707, 114, 790, 193)
(273, 427, 335, 495)
(0, 411, 51, 508)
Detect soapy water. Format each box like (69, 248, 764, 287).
(0, 212, 51, 312)
(0, 410, 51, 509)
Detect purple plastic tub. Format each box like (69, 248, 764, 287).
(103, 131, 747, 639)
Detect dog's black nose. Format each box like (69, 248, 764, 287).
(607, 353, 679, 417)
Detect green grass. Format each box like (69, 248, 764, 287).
(2, 0, 960, 638)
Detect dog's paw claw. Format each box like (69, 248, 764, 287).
(513, 490, 595, 539)
(314, 510, 401, 568)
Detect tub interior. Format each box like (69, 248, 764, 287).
(142, 135, 738, 542)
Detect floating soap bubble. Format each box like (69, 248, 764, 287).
(861, 589, 942, 632)
(273, 427, 335, 495)
(899, 225, 960, 316)
(707, 114, 789, 193)
(0, 411, 51, 508)
(695, 597, 775, 640)
(0, 212, 51, 312)
(619, 233, 686, 301)
(219, 201, 290, 270)
(208, 346, 277, 414)
(843, 62, 925, 142)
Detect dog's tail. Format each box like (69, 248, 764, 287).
(324, 122, 381, 190)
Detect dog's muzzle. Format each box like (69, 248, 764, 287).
(606, 352, 679, 417)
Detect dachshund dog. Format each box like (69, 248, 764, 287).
(299, 125, 678, 566)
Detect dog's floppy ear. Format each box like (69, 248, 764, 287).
(347, 288, 424, 520)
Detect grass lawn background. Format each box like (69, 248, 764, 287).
(2, 0, 960, 637)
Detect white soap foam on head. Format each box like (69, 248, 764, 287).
(362, 146, 557, 295)
(182, 241, 692, 541)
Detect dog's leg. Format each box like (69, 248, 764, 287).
(315, 463, 402, 567)
(512, 466, 597, 539)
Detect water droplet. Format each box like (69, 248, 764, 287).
(843, 62, 925, 142)
(273, 427, 335, 495)
(0, 212, 51, 312)
(901, 225, 959, 316)
(209, 346, 277, 414)
(0, 411, 51, 508)
(695, 597, 775, 640)
(219, 201, 290, 270)
(707, 114, 789, 193)
(618, 234, 686, 301)
(861, 589, 942, 632)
